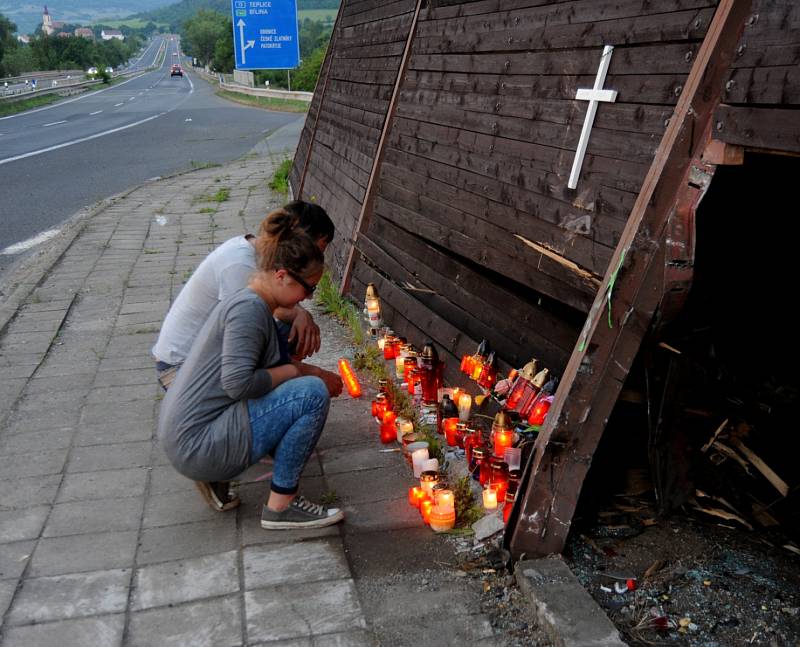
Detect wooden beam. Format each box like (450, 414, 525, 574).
(507, 0, 752, 559)
(339, 0, 424, 296)
(295, 2, 343, 199)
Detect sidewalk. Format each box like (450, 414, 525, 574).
(0, 137, 527, 645)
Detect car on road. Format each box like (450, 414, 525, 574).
(170, 64, 183, 77)
(86, 66, 98, 75)
(105, 66, 113, 74)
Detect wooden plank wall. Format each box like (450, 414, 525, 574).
(714, 0, 800, 154)
(290, 0, 419, 281)
(295, 0, 717, 379)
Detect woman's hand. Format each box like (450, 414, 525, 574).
(288, 307, 321, 359)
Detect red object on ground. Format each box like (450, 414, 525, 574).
(338, 359, 362, 397)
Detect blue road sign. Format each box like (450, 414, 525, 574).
(231, 0, 300, 70)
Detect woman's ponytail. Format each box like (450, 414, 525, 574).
(255, 208, 323, 278)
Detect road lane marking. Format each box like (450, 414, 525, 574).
(114, 102, 124, 107)
(0, 112, 166, 166)
(0, 74, 147, 122)
(128, 97, 135, 101)
(43, 120, 67, 127)
(1, 228, 60, 255)
(90, 110, 103, 115)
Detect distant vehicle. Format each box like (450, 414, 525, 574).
(87, 66, 98, 75)
(170, 64, 183, 77)
(172, 52, 178, 57)
(105, 66, 113, 74)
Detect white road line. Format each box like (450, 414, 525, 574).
(90, 110, 103, 115)
(0, 229, 60, 255)
(0, 112, 166, 166)
(0, 74, 146, 122)
(128, 97, 135, 101)
(114, 102, 124, 107)
(43, 120, 67, 127)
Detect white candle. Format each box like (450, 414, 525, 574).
(412, 448, 429, 478)
(458, 393, 472, 422)
(396, 417, 413, 444)
(378, 337, 386, 351)
(421, 458, 439, 473)
(483, 488, 498, 510)
(504, 447, 522, 471)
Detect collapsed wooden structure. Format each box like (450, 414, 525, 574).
(289, 0, 800, 557)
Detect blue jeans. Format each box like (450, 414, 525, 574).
(247, 375, 329, 495)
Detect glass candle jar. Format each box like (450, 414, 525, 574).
(420, 470, 439, 496)
(471, 446, 488, 482)
(483, 488, 498, 510)
(489, 459, 509, 502)
(457, 393, 472, 422)
(478, 450, 493, 486)
(493, 428, 514, 458)
(403, 357, 417, 383)
(464, 429, 485, 467)
(408, 486, 425, 508)
(443, 418, 459, 447)
(435, 488, 454, 511)
(420, 498, 433, 524)
(394, 354, 406, 380)
(372, 393, 388, 420)
(429, 505, 456, 532)
(395, 417, 413, 444)
(455, 422, 468, 449)
(528, 395, 553, 427)
(412, 448, 429, 478)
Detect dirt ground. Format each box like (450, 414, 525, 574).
(564, 502, 800, 646)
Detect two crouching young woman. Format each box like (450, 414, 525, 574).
(157, 209, 344, 529)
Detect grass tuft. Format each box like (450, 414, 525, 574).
(269, 158, 293, 195)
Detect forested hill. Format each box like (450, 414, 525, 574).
(136, 0, 339, 26)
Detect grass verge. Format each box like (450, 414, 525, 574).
(0, 93, 63, 117)
(216, 89, 309, 113)
(269, 158, 293, 195)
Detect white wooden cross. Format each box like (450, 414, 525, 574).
(568, 45, 618, 189)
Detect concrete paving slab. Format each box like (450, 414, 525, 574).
(0, 507, 50, 544)
(80, 400, 155, 425)
(29, 530, 138, 577)
(0, 579, 16, 621)
(87, 384, 157, 404)
(24, 373, 95, 394)
(0, 427, 74, 455)
(343, 527, 456, 578)
(66, 441, 152, 473)
(73, 420, 154, 446)
(357, 576, 480, 623)
(0, 474, 61, 510)
(243, 539, 350, 590)
(318, 443, 401, 475)
(6, 568, 130, 624)
(127, 595, 242, 647)
(43, 497, 143, 538)
(0, 540, 34, 581)
(147, 464, 194, 495)
(0, 448, 68, 480)
(141, 487, 227, 528)
(132, 550, 239, 611)
(245, 579, 366, 643)
(57, 467, 148, 503)
(0, 614, 125, 647)
(326, 465, 411, 506)
(250, 630, 375, 647)
(373, 613, 497, 646)
(339, 497, 421, 534)
(137, 517, 236, 566)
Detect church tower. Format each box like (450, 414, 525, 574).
(42, 6, 53, 35)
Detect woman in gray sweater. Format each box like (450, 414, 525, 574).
(158, 209, 344, 529)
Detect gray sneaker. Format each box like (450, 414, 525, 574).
(261, 495, 344, 530)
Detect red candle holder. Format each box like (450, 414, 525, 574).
(493, 428, 514, 458)
(528, 396, 552, 427)
(443, 418, 459, 447)
(455, 422, 468, 449)
(380, 410, 397, 444)
(338, 359, 362, 398)
(408, 486, 425, 508)
(420, 498, 433, 524)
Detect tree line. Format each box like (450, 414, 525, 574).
(1, 13, 143, 77)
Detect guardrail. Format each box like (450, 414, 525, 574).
(192, 66, 312, 103)
(0, 66, 150, 103)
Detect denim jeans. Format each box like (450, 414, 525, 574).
(247, 375, 329, 495)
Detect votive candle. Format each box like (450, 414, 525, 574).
(395, 355, 406, 380)
(504, 447, 522, 471)
(396, 417, 413, 444)
(429, 505, 456, 532)
(412, 448, 429, 478)
(421, 458, 439, 474)
(435, 489, 454, 510)
(443, 418, 459, 446)
(408, 486, 425, 508)
(420, 498, 433, 524)
(483, 488, 498, 510)
(493, 429, 514, 458)
(457, 393, 472, 421)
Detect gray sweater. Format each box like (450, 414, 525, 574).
(158, 288, 281, 481)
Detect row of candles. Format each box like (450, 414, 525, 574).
(363, 283, 558, 531)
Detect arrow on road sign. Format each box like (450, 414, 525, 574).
(237, 19, 255, 65)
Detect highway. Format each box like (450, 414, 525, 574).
(0, 35, 301, 277)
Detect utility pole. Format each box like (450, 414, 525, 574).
(287, 69, 291, 92)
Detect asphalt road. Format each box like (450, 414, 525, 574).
(0, 35, 302, 276)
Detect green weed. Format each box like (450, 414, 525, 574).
(269, 158, 293, 195)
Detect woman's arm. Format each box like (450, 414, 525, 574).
(273, 305, 321, 359)
(221, 299, 291, 400)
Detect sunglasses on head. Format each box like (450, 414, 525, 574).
(286, 269, 316, 297)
